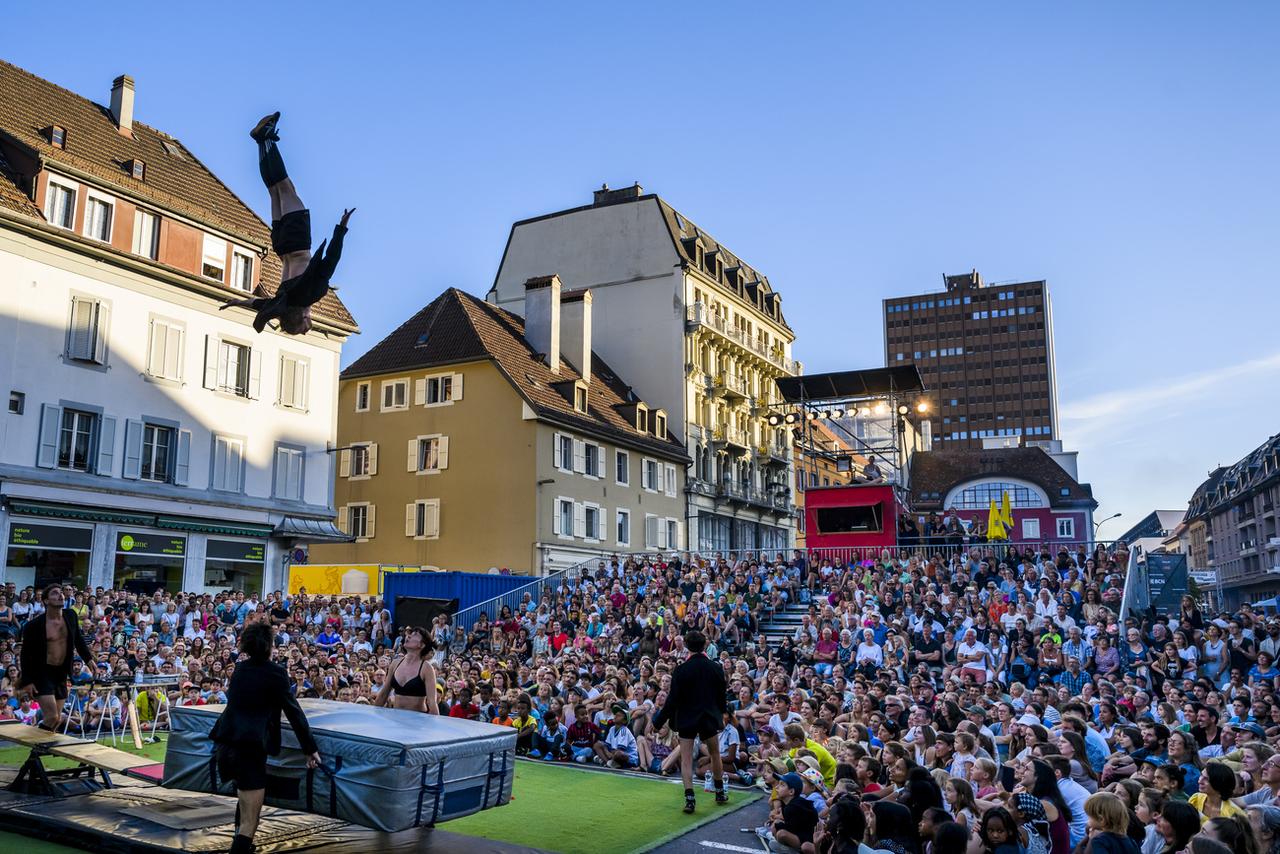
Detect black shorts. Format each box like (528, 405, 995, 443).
(29, 664, 71, 700)
(271, 209, 311, 255)
(216, 743, 268, 791)
(678, 723, 722, 741)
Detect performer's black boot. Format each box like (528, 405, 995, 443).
(253, 112, 287, 189)
(683, 788, 696, 814)
(249, 112, 280, 143)
(229, 833, 254, 854)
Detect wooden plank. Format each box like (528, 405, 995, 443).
(0, 721, 90, 750)
(127, 700, 143, 750)
(47, 742, 155, 774)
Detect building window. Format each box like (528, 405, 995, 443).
(1056, 517, 1075, 540)
(49, 125, 66, 148)
(666, 518, 679, 550)
(355, 382, 371, 412)
(84, 194, 113, 242)
(273, 444, 305, 501)
(58, 409, 98, 471)
(218, 340, 251, 396)
(555, 498, 574, 539)
(45, 179, 76, 229)
(636, 405, 648, 433)
(413, 435, 448, 472)
(642, 458, 659, 491)
(278, 354, 309, 410)
(202, 234, 227, 281)
(584, 504, 600, 541)
(347, 504, 372, 540)
(350, 443, 372, 477)
(381, 379, 408, 411)
(140, 424, 173, 482)
(425, 374, 456, 405)
(654, 412, 667, 437)
(231, 251, 254, 293)
(584, 443, 601, 478)
(408, 499, 440, 539)
(128, 159, 146, 181)
(553, 433, 574, 473)
(616, 508, 631, 546)
(950, 481, 1044, 510)
(133, 210, 160, 260)
(1021, 518, 1041, 541)
(147, 318, 183, 381)
(67, 296, 109, 364)
(211, 434, 245, 492)
(8, 391, 24, 415)
(664, 463, 677, 497)
(615, 450, 629, 485)
(573, 384, 588, 414)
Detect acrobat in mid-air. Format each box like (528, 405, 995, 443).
(220, 112, 354, 334)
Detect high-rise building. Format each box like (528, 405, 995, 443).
(883, 269, 1058, 449)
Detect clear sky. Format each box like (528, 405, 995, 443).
(7, 2, 1279, 530)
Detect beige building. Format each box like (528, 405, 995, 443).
(311, 281, 688, 574)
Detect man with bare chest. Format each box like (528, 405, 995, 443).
(19, 587, 95, 730)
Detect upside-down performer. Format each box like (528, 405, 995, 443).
(210, 620, 321, 854)
(652, 630, 729, 814)
(219, 111, 354, 335)
(18, 586, 95, 731)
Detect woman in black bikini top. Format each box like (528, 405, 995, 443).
(373, 626, 438, 713)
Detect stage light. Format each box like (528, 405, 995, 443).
(847, 406, 858, 418)
(767, 413, 782, 427)
(807, 411, 820, 421)
(821, 410, 832, 420)
(874, 402, 887, 416)
(835, 455, 853, 473)
(897, 405, 909, 415)
(784, 413, 798, 424)
(831, 408, 845, 419)
(916, 401, 929, 414)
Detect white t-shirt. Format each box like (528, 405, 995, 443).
(958, 641, 989, 667)
(768, 711, 803, 739)
(856, 642, 883, 665)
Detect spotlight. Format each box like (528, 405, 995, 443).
(835, 455, 852, 473)
(821, 411, 832, 420)
(784, 413, 798, 424)
(767, 413, 782, 427)
(831, 408, 845, 419)
(874, 402, 888, 416)
(897, 405, 909, 415)
(916, 401, 929, 414)
(807, 411, 820, 421)
(847, 406, 858, 418)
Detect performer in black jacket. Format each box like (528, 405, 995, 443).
(18, 586, 95, 731)
(210, 620, 320, 854)
(652, 630, 729, 814)
(219, 111, 354, 335)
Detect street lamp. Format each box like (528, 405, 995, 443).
(1093, 512, 1122, 537)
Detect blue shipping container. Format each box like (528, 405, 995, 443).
(383, 572, 532, 623)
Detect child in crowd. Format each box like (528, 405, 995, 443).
(1136, 787, 1169, 854)
(1084, 791, 1142, 854)
(490, 699, 514, 728)
(532, 710, 567, 761)
(566, 703, 601, 764)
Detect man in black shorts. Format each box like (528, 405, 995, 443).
(18, 586, 95, 731)
(210, 620, 320, 854)
(652, 630, 728, 813)
(220, 111, 354, 335)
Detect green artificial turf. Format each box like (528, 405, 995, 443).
(447, 760, 762, 854)
(0, 832, 80, 853)
(0, 733, 168, 770)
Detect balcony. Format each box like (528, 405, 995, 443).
(712, 479, 794, 515)
(713, 373, 752, 402)
(686, 478, 717, 498)
(711, 426, 750, 453)
(686, 303, 799, 374)
(756, 442, 791, 468)
(1269, 536, 1280, 549)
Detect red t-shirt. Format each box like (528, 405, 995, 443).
(449, 702, 479, 720)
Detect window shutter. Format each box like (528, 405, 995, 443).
(437, 436, 449, 469)
(297, 361, 309, 409)
(451, 373, 463, 400)
(174, 429, 191, 486)
(274, 446, 289, 497)
(338, 505, 349, 534)
(247, 349, 262, 399)
(96, 415, 117, 476)
(665, 464, 676, 496)
(645, 515, 658, 549)
(573, 502, 586, 538)
(655, 462, 665, 493)
(365, 505, 376, 539)
(553, 433, 563, 469)
(339, 448, 351, 478)
(573, 439, 586, 474)
(552, 499, 562, 536)
(93, 301, 110, 364)
(203, 336, 218, 389)
(414, 378, 427, 406)
(148, 320, 164, 376)
(406, 503, 417, 537)
(165, 324, 183, 379)
(368, 443, 379, 475)
(425, 501, 440, 537)
(598, 508, 608, 541)
(68, 298, 93, 360)
(407, 439, 419, 472)
(658, 518, 669, 549)
(122, 419, 144, 479)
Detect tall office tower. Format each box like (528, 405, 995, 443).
(883, 269, 1058, 449)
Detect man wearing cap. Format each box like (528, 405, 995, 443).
(760, 771, 818, 852)
(652, 630, 729, 813)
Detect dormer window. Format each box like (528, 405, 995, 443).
(654, 411, 667, 438)
(46, 125, 66, 148)
(636, 403, 649, 433)
(682, 238, 705, 270)
(573, 383, 588, 414)
(126, 159, 145, 181)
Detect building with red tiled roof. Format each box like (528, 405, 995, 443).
(0, 61, 356, 594)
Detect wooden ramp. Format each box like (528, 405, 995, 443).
(0, 720, 160, 794)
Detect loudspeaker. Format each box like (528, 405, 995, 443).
(393, 596, 458, 636)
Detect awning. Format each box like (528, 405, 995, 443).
(775, 366, 926, 403)
(274, 516, 353, 544)
(155, 515, 275, 538)
(5, 499, 152, 527)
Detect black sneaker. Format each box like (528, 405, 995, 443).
(715, 789, 730, 805)
(249, 112, 281, 143)
(683, 795, 696, 814)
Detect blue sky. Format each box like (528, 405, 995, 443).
(7, 2, 1279, 528)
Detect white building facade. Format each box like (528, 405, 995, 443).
(0, 62, 356, 595)
(489, 185, 799, 553)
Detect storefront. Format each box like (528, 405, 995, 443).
(114, 530, 187, 594)
(4, 520, 93, 589)
(204, 538, 267, 595)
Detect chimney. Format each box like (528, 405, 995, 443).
(110, 75, 135, 136)
(592, 182, 644, 207)
(561, 289, 592, 384)
(523, 275, 561, 374)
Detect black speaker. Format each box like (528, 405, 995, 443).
(393, 596, 458, 637)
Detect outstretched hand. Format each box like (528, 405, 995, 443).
(340, 208, 356, 228)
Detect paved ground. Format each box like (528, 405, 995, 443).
(653, 795, 771, 854)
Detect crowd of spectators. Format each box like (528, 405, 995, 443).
(3, 538, 1280, 854)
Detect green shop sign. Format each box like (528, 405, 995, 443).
(7, 522, 94, 551)
(206, 539, 266, 563)
(117, 532, 186, 557)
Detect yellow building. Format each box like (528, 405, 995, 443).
(311, 283, 688, 575)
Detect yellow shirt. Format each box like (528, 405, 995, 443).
(1188, 793, 1245, 821)
(789, 739, 837, 788)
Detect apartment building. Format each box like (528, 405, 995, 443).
(0, 61, 357, 595)
(489, 185, 799, 553)
(311, 280, 687, 574)
(884, 269, 1058, 449)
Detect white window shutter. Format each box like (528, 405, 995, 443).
(451, 373, 463, 400)
(174, 429, 192, 486)
(273, 446, 289, 497)
(365, 505, 376, 539)
(407, 439, 419, 472)
(599, 508, 608, 541)
(96, 415, 117, 476)
(298, 361, 309, 409)
(338, 505, 349, 535)
(658, 519, 669, 549)
(425, 501, 440, 537)
(553, 433, 563, 469)
(247, 348, 262, 399)
(339, 448, 351, 478)
(368, 443, 378, 475)
(437, 436, 449, 469)
(167, 325, 183, 380)
(552, 500, 562, 536)
(573, 439, 586, 474)
(414, 378, 427, 406)
(68, 298, 94, 360)
(203, 336, 218, 389)
(645, 515, 658, 549)
(36, 405, 60, 468)
(122, 419, 144, 480)
(406, 503, 417, 537)
(148, 320, 163, 376)
(655, 463, 665, 493)
(573, 501, 586, 538)
(665, 464, 676, 496)
(93, 301, 110, 364)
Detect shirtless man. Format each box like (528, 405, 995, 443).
(19, 587, 95, 730)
